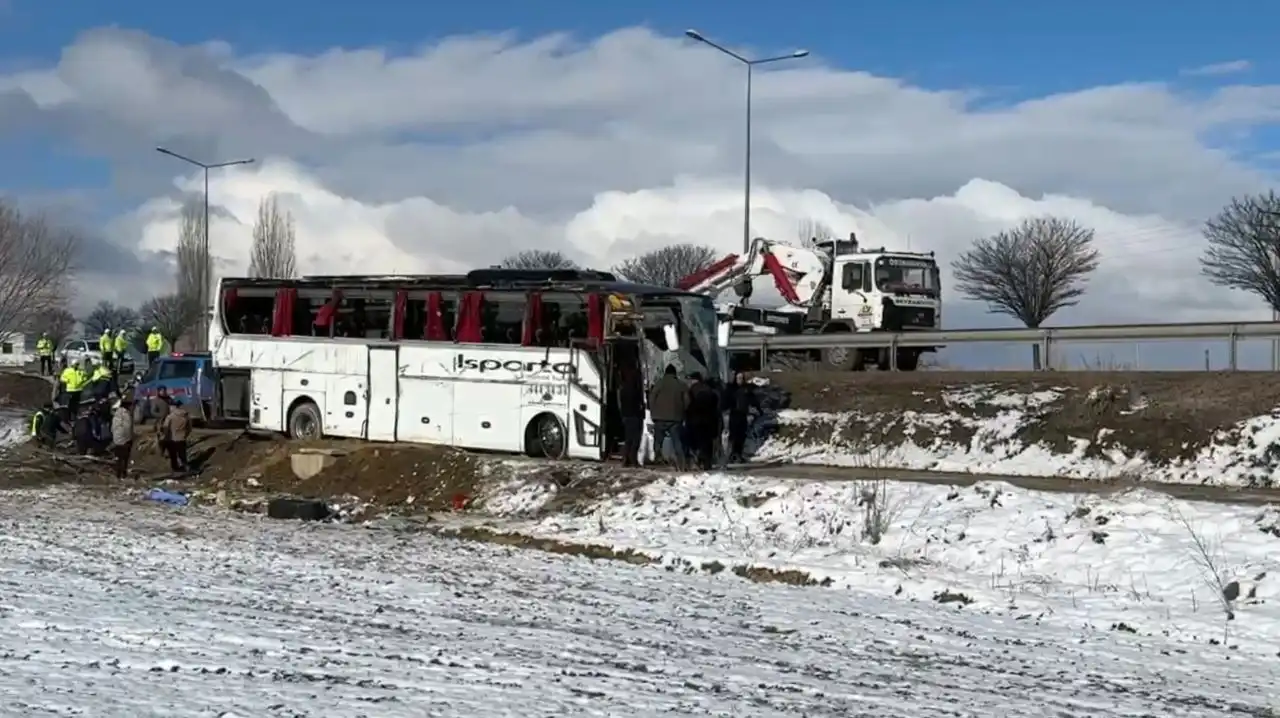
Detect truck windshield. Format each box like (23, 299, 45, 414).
(875, 257, 940, 295)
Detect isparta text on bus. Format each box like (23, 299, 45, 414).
(453, 354, 576, 377)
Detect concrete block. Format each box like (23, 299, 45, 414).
(290, 449, 344, 480)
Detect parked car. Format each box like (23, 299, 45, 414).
(58, 338, 100, 368)
(132, 352, 217, 423)
(58, 338, 136, 373)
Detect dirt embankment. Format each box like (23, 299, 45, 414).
(0, 372, 52, 410)
(768, 371, 1280, 469)
(6, 421, 508, 514)
(221, 443, 493, 511)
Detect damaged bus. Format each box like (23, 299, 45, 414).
(207, 268, 727, 461)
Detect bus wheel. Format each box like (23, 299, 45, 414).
(525, 413, 567, 459)
(287, 400, 323, 441)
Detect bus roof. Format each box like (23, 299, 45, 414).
(220, 268, 706, 299)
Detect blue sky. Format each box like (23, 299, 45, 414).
(2, 0, 1276, 91)
(2, 0, 1275, 211)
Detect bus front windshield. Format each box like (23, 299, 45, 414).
(679, 295, 724, 381)
(639, 295, 725, 384)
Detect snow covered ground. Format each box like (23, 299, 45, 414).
(0, 489, 1276, 717)
(480, 472, 1280, 657)
(755, 385, 1280, 486)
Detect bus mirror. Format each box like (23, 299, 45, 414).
(662, 324, 680, 350)
(717, 321, 731, 347)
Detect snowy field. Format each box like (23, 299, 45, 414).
(0, 490, 1275, 717)
(756, 385, 1280, 486)
(482, 473, 1280, 656)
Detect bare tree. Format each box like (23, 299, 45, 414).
(31, 306, 75, 349)
(612, 244, 719, 287)
(82, 301, 138, 338)
(0, 200, 79, 340)
(249, 194, 298, 279)
(498, 250, 579, 270)
(952, 216, 1100, 370)
(139, 293, 202, 348)
(1200, 191, 1280, 311)
(796, 218, 835, 249)
(175, 199, 211, 350)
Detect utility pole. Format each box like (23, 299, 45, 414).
(684, 30, 808, 255)
(155, 148, 256, 350)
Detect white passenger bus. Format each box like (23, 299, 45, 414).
(208, 268, 727, 461)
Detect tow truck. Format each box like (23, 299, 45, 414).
(678, 232, 942, 371)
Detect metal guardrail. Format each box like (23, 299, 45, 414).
(725, 320, 1280, 370)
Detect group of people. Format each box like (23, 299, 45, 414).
(29, 326, 187, 480)
(617, 366, 760, 470)
(32, 326, 168, 378)
(31, 385, 193, 479)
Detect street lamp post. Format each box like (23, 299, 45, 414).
(685, 29, 808, 255)
(156, 147, 255, 349)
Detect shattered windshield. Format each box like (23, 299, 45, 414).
(875, 257, 940, 295)
(680, 295, 723, 381)
(638, 295, 724, 386)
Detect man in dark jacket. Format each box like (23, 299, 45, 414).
(616, 366, 646, 467)
(647, 365, 687, 468)
(722, 372, 758, 463)
(684, 373, 721, 470)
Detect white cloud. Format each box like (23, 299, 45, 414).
(115, 162, 1267, 328)
(1, 26, 1277, 327)
(1182, 60, 1253, 77)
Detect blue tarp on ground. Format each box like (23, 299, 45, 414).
(144, 488, 188, 506)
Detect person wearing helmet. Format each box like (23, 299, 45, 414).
(59, 359, 89, 417)
(35, 332, 53, 376)
(89, 360, 113, 400)
(145, 326, 165, 366)
(99, 327, 114, 370)
(113, 329, 128, 374)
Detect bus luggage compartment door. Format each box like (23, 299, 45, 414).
(567, 379, 603, 461)
(250, 370, 285, 432)
(366, 345, 399, 442)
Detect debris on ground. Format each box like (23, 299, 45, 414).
(144, 488, 189, 506)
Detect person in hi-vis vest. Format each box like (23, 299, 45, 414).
(59, 361, 88, 417)
(99, 327, 114, 369)
(145, 327, 165, 366)
(35, 333, 53, 376)
(113, 329, 128, 374)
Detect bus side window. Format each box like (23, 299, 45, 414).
(400, 293, 456, 341)
(402, 298, 427, 341)
(543, 293, 589, 347)
(223, 291, 274, 335)
(335, 294, 393, 339)
(480, 292, 526, 344)
(439, 293, 457, 341)
(291, 292, 325, 337)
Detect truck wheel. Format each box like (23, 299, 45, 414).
(822, 346, 858, 371)
(876, 349, 921, 371)
(287, 400, 323, 441)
